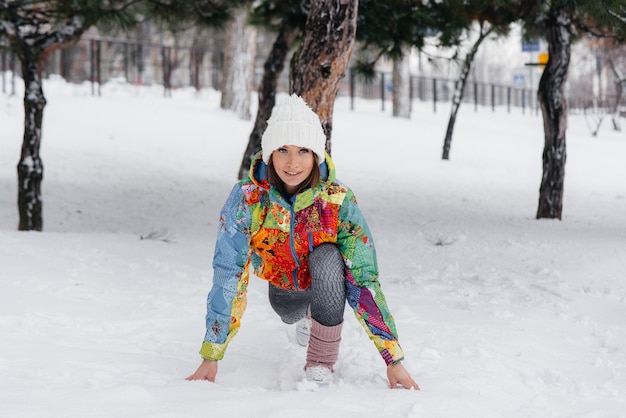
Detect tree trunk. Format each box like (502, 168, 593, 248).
(536, 11, 571, 220)
(290, 0, 359, 154)
(162, 46, 174, 96)
(237, 24, 299, 180)
(612, 80, 623, 131)
(220, 6, 256, 120)
(392, 52, 411, 118)
(163, 38, 181, 97)
(5, 11, 87, 231)
(607, 56, 624, 131)
(191, 47, 204, 92)
(442, 24, 494, 160)
(17, 57, 46, 231)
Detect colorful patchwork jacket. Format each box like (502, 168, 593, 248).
(199, 151, 405, 365)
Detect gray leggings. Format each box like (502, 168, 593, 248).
(268, 243, 346, 327)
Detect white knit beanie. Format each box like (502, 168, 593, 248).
(261, 94, 326, 165)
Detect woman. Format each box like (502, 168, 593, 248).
(186, 94, 419, 390)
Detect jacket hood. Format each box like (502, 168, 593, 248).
(248, 150, 335, 192)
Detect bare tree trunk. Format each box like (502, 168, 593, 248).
(237, 24, 299, 180)
(442, 24, 494, 160)
(607, 56, 624, 131)
(290, 0, 359, 154)
(17, 57, 45, 231)
(536, 11, 571, 220)
(220, 6, 256, 120)
(191, 47, 203, 92)
(220, 27, 234, 108)
(392, 52, 411, 118)
(163, 36, 183, 97)
(161, 45, 175, 97)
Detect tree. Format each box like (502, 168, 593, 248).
(570, 38, 625, 136)
(429, 0, 524, 160)
(160, 33, 182, 97)
(238, 0, 429, 178)
(392, 51, 411, 118)
(237, 24, 300, 178)
(0, 1, 135, 231)
(237, 0, 305, 179)
(0, 0, 240, 231)
(593, 38, 626, 132)
(524, 0, 626, 219)
(220, 4, 257, 120)
(353, 0, 428, 118)
(290, 0, 359, 153)
(607, 49, 626, 131)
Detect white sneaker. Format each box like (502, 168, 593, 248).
(295, 317, 311, 347)
(305, 365, 333, 386)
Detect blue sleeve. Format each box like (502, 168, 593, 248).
(203, 183, 252, 350)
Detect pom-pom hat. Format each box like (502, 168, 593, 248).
(261, 94, 326, 165)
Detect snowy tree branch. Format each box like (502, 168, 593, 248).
(607, 8, 626, 25)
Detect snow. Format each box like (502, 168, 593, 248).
(1, 76, 625, 417)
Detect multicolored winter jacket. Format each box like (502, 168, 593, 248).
(200, 151, 404, 365)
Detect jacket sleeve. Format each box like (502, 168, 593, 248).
(337, 188, 405, 365)
(199, 183, 252, 361)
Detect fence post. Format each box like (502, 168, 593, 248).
(90, 40, 94, 96)
(507, 87, 511, 113)
(10, 52, 16, 95)
(97, 41, 101, 95)
(433, 78, 437, 113)
(162, 46, 166, 96)
(90, 39, 101, 96)
(136, 42, 144, 85)
(491, 84, 495, 112)
(419, 75, 424, 101)
(124, 42, 130, 84)
(409, 75, 413, 114)
(380, 72, 385, 112)
(474, 81, 478, 112)
(349, 67, 355, 111)
(1, 48, 6, 94)
(161, 46, 172, 97)
(536, 91, 540, 115)
(482, 82, 486, 109)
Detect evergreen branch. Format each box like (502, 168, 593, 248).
(571, 14, 623, 40)
(607, 7, 626, 25)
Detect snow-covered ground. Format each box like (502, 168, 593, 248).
(1, 77, 625, 417)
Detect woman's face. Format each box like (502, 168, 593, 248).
(271, 145, 315, 195)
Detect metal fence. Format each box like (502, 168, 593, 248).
(345, 70, 539, 114)
(1, 35, 225, 95)
(0, 36, 596, 116)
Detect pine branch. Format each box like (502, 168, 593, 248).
(607, 7, 626, 25)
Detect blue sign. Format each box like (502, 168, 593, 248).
(522, 39, 540, 52)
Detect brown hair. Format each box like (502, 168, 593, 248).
(267, 153, 321, 196)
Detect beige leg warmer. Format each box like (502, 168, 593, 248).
(305, 318, 343, 371)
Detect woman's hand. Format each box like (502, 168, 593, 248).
(185, 360, 218, 382)
(387, 362, 420, 390)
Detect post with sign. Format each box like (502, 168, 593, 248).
(538, 52, 549, 70)
(522, 37, 542, 113)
